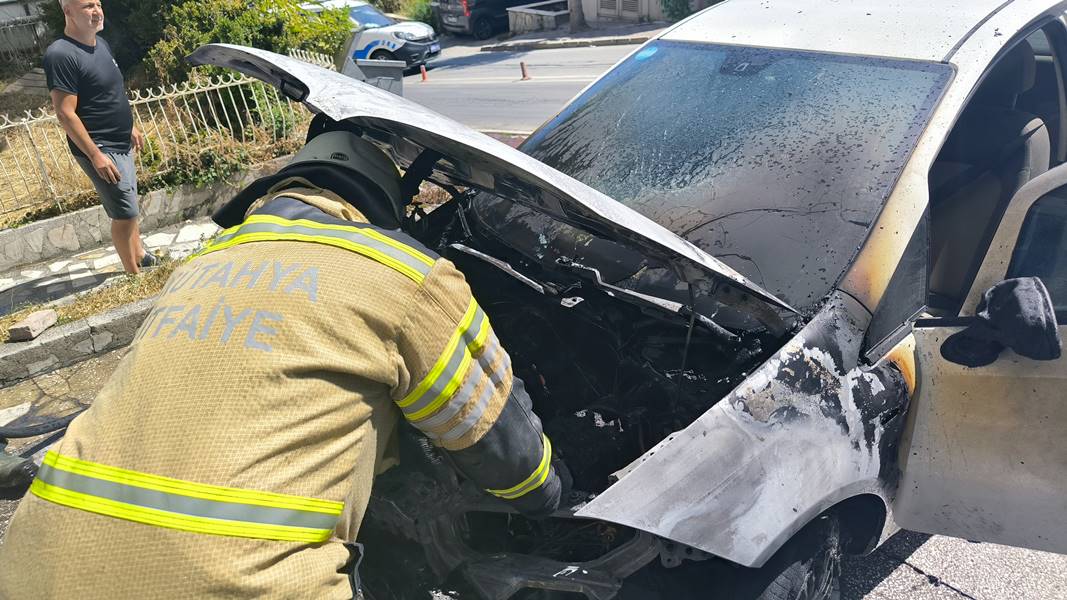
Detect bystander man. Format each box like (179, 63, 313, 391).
(43, 0, 157, 274)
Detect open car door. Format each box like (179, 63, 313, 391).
(893, 163, 1067, 553)
(186, 43, 796, 315)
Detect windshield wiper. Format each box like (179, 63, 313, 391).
(555, 257, 740, 344)
(449, 243, 739, 343)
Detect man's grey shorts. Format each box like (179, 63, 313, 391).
(74, 151, 139, 220)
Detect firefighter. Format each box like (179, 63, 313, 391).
(0, 128, 564, 599)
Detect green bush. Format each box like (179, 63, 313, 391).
(42, 0, 167, 73)
(372, 0, 405, 14)
(403, 0, 435, 26)
(147, 0, 351, 84)
(660, 0, 691, 21)
(45, 1, 351, 85)
(250, 83, 298, 140)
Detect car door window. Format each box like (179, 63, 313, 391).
(926, 26, 1064, 315)
(1007, 187, 1067, 317)
(1018, 26, 1067, 164)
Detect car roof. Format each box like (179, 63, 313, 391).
(660, 0, 1043, 63)
(300, 0, 370, 11)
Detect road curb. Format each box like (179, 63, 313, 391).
(0, 297, 156, 387)
(480, 35, 651, 52)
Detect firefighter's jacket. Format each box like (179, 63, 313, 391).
(0, 187, 561, 599)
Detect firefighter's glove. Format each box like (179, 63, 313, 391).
(0, 445, 37, 500)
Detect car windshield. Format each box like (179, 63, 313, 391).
(350, 4, 393, 27)
(505, 41, 952, 310)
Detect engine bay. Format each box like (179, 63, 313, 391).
(448, 246, 776, 493)
(359, 198, 790, 598)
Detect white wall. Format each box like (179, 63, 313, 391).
(579, 0, 664, 24)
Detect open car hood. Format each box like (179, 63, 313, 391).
(187, 44, 796, 314)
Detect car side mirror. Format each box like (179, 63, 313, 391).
(941, 277, 1062, 367)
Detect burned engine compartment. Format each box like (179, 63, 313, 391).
(450, 248, 775, 493)
(359, 198, 795, 598)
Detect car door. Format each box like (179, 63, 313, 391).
(892, 162, 1067, 554)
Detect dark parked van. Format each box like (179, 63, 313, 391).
(435, 0, 532, 39)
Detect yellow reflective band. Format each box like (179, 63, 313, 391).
(194, 215, 435, 283)
(470, 313, 491, 356)
(398, 299, 480, 409)
(32, 451, 343, 543)
(43, 452, 342, 514)
(486, 435, 553, 500)
(201, 231, 426, 283)
(31, 480, 332, 543)
(408, 351, 473, 422)
(244, 215, 435, 267)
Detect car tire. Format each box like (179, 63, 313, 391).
(370, 50, 396, 61)
(472, 16, 494, 40)
(739, 515, 842, 600)
(617, 515, 842, 600)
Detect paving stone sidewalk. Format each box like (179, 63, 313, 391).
(0, 218, 220, 318)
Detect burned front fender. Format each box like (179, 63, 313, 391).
(574, 292, 911, 567)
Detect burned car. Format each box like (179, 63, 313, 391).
(190, 0, 1067, 597)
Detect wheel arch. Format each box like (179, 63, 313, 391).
(830, 493, 890, 556)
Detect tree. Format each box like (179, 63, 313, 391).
(568, 0, 586, 33)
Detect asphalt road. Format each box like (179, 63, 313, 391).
(1, 348, 1066, 598)
(404, 43, 635, 132)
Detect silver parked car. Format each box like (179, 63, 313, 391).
(191, 0, 1067, 597)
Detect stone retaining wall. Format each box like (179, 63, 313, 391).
(0, 156, 289, 273)
(507, 1, 569, 34)
(0, 297, 154, 387)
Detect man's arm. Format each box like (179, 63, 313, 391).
(51, 89, 120, 184)
(393, 260, 562, 516)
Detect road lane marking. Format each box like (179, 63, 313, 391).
(406, 75, 596, 84)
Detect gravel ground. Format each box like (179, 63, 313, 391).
(0, 348, 128, 549)
(1, 349, 1066, 599)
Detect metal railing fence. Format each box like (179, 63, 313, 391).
(0, 15, 47, 67)
(0, 60, 340, 219)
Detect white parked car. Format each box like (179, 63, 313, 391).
(193, 0, 1067, 597)
(303, 0, 441, 67)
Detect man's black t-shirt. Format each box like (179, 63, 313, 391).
(43, 36, 133, 158)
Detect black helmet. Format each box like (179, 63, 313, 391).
(214, 130, 405, 228)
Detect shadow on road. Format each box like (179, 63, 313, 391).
(841, 530, 933, 599)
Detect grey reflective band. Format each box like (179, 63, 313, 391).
(403, 307, 488, 422)
(199, 215, 434, 283)
(31, 451, 344, 543)
(36, 463, 339, 530)
(420, 336, 510, 441)
(441, 344, 511, 442)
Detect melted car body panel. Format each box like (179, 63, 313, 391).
(186, 44, 795, 314)
(575, 292, 912, 567)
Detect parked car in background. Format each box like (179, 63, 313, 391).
(435, 0, 528, 39)
(303, 0, 441, 66)
(194, 0, 1067, 597)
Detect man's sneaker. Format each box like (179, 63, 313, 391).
(140, 251, 162, 269)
